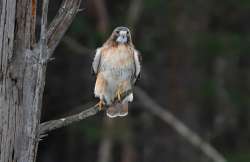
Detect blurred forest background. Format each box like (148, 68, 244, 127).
(38, 0, 250, 162)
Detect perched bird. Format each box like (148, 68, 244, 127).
(92, 26, 141, 118)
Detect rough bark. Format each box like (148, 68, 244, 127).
(0, 0, 43, 161)
(0, 0, 81, 162)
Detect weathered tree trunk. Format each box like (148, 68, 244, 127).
(0, 0, 81, 161)
(0, 0, 44, 161)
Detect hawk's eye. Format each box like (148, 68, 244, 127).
(115, 30, 120, 34)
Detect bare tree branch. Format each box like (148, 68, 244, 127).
(40, 0, 49, 41)
(39, 0, 49, 62)
(39, 104, 99, 135)
(47, 0, 82, 56)
(135, 87, 227, 162)
(39, 90, 133, 135)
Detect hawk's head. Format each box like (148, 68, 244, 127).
(106, 26, 133, 46)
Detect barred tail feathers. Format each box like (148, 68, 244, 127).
(106, 102, 128, 118)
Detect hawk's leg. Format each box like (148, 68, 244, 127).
(116, 81, 129, 102)
(97, 99, 105, 111)
(116, 87, 123, 102)
(117, 89, 121, 101)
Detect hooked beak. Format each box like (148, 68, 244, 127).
(116, 31, 128, 43)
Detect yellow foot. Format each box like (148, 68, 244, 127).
(116, 89, 122, 101)
(97, 100, 105, 111)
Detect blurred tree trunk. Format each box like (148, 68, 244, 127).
(0, 0, 45, 162)
(98, 119, 113, 162)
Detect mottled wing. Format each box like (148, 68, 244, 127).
(92, 48, 102, 75)
(132, 49, 141, 84)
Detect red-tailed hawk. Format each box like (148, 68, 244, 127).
(92, 26, 141, 118)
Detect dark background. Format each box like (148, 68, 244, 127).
(38, 0, 250, 162)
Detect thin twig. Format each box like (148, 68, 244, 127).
(135, 87, 227, 162)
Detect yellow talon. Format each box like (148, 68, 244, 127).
(97, 99, 105, 111)
(118, 90, 121, 101)
(116, 88, 122, 101)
